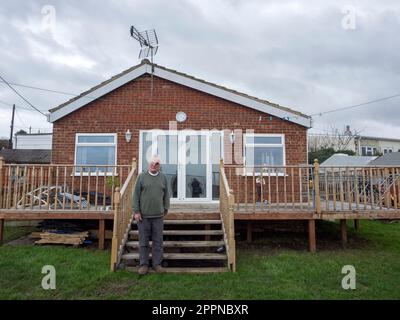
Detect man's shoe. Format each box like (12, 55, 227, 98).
(153, 265, 165, 273)
(138, 265, 149, 275)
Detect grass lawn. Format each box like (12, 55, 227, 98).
(0, 220, 399, 299)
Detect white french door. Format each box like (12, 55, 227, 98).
(139, 130, 223, 202)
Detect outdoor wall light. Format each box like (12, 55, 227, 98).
(125, 129, 132, 143)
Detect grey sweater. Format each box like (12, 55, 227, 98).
(132, 171, 170, 218)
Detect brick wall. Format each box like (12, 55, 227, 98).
(52, 74, 308, 166)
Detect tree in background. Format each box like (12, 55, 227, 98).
(308, 125, 361, 152)
(308, 147, 356, 164)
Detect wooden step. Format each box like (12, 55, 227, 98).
(125, 267, 228, 274)
(132, 219, 221, 225)
(121, 252, 227, 260)
(126, 240, 225, 248)
(129, 230, 223, 236)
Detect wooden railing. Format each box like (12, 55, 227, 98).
(110, 159, 138, 271)
(0, 157, 131, 211)
(316, 162, 400, 212)
(219, 160, 236, 272)
(222, 160, 400, 213)
(224, 163, 313, 212)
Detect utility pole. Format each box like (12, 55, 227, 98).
(8, 104, 15, 149)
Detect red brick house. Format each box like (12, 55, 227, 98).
(48, 59, 311, 203)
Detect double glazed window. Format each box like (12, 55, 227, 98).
(75, 134, 117, 172)
(361, 146, 377, 156)
(244, 134, 285, 172)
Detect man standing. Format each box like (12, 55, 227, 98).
(133, 155, 170, 275)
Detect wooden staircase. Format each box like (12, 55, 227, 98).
(110, 160, 236, 273)
(119, 218, 229, 273)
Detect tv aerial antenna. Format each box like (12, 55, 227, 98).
(130, 26, 159, 95)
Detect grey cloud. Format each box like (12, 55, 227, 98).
(0, 0, 400, 138)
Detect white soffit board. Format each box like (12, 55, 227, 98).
(49, 63, 311, 127)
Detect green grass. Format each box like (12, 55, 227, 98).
(1, 220, 400, 299)
(3, 225, 38, 243)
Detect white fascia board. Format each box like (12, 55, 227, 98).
(153, 67, 312, 128)
(49, 64, 148, 122)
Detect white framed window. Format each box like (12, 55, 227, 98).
(243, 134, 285, 173)
(383, 148, 393, 154)
(361, 146, 378, 156)
(74, 133, 117, 173)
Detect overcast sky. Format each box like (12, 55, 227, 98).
(1, 0, 400, 139)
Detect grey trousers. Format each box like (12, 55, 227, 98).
(137, 217, 164, 267)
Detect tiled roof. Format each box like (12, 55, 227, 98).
(0, 149, 51, 164)
(320, 154, 377, 166)
(369, 152, 400, 166)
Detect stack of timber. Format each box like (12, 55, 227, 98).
(33, 231, 89, 246)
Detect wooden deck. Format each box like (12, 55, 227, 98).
(2, 160, 400, 272)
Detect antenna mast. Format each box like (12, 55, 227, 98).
(130, 26, 159, 95)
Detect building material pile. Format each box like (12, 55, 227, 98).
(31, 231, 89, 246)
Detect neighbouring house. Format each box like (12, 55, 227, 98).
(309, 130, 400, 156)
(355, 136, 400, 156)
(13, 132, 52, 150)
(0, 149, 51, 164)
(47, 59, 312, 203)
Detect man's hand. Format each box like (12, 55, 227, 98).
(164, 210, 168, 216)
(134, 212, 142, 222)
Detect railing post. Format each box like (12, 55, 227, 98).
(110, 187, 121, 271)
(131, 157, 137, 171)
(0, 157, 4, 209)
(384, 168, 391, 208)
(228, 189, 236, 272)
(313, 159, 321, 214)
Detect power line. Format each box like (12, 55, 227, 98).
(0, 80, 80, 97)
(15, 107, 29, 127)
(0, 75, 47, 116)
(0, 99, 48, 112)
(310, 93, 400, 117)
(2, 78, 400, 121)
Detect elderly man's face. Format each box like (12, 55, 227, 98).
(149, 160, 160, 173)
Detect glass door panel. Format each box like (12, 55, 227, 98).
(185, 134, 207, 199)
(156, 134, 178, 199)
